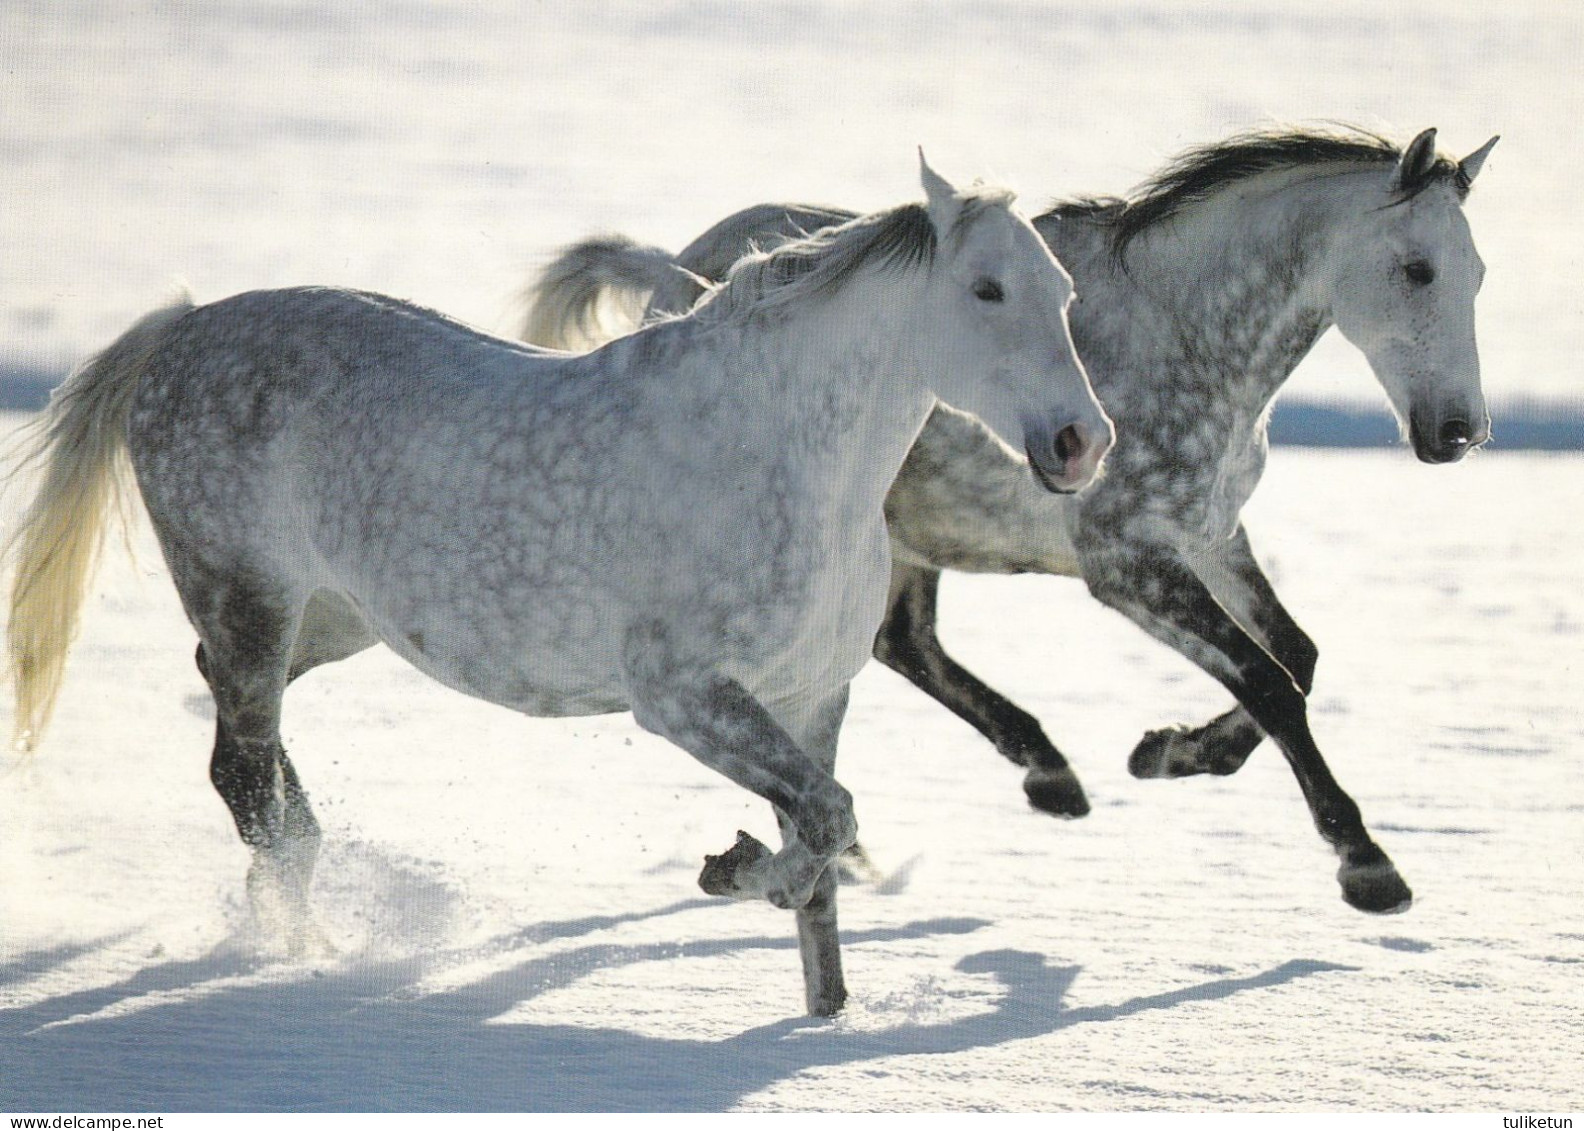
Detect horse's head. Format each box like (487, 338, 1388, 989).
(916, 156, 1113, 493)
(1326, 129, 1497, 464)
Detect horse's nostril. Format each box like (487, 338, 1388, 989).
(1054, 423, 1083, 463)
(1439, 419, 1472, 448)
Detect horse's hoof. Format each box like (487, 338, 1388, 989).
(807, 983, 848, 1018)
(699, 830, 772, 899)
(1023, 766, 1090, 818)
(1128, 725, 1252, 779)
(1128, 727, 1188, 779)
(1339, 854, 1414, 914)
(285, 919, 339, 961)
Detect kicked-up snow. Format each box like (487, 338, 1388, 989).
(2, 0, 1581, 1114)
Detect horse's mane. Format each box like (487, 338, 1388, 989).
(1043, 126, 1470, 259)
(691, 187, 1015, 325)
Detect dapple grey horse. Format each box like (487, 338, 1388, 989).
(522, 127, 1497, 915)
(3, 160, 1112, 1016)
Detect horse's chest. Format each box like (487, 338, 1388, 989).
(1204, 434, 1267, 538)
(1100, 420, 1267, 548)
(723, 499, 892, 693)
(884, 405, 1082, 576)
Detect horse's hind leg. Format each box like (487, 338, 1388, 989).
(197, 589, 375, 953)
(286, 589, 379, 685)
(188, 572, 321, 951)
(874, 561, 1089, 817)
(203, 702, 321, 949)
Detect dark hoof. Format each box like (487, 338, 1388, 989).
(809, 985, 848, 1018)
(1023, 766, 1090, 818)
(1339, 852, 1414, 914)
(699, 830, 772, 898)
(1128, 727, 1186, 779)
(1128, 725, 1252, 779)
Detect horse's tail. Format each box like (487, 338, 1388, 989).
(4, 294, 195, 752)
(520, 235, 692, 351)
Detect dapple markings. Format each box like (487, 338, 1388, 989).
(522, 127, 1497, 913)
(4, 160, 1112, 1016)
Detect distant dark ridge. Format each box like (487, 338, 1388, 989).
(0, 363, 64, 411)
(1269, 397, 1584, 452)
(4, 363, 1582, 450)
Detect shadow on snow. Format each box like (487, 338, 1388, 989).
(0, 898, 1356, 1112)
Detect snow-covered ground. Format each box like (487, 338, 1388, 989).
(1, 443, 1580, 1112)
(3, 0, 1581, 1114)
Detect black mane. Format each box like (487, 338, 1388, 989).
(1043, 127, 1467, 259)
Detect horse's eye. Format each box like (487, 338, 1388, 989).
(1403, 260, 1435, 286)
(972, 278, 1005, 303)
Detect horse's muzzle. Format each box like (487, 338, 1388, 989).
(1025, 418, 1111, 494)
(1410, 414, 1490, 464)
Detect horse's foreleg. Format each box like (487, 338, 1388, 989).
(1131, 526, 1318, 779)
(622, 625, 857, 1016)
(645, 693, 852, 1014)
(874, 560, 1088, 817)
(775, 689, 850, 1016)
(698, 817, 845, 1016)
(641, 679, 854, 911)
(1084, 544, 1409, 914)
(790, 862, 843, 1016)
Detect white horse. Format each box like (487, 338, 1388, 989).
(3, 160, 1112, 1017)
(521, 127, 1498, 915)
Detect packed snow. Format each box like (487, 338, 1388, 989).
(2, 0, 1581, 1114)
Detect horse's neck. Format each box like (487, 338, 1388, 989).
(660, 300, 937, 513)
(1062, 178, 1341, 425)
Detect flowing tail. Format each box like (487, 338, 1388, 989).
(4, 295, 195, 751)
(519, 235, 694, 351)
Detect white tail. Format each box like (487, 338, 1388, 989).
(4, 296, 194, 751)
(520, 235, 682, 350)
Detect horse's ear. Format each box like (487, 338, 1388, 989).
(919, 149, 962, 238)
(1392, 128, 1439, 194)
(1458, 135, 1500, 186)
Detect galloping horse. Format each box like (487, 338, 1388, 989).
(521, 127, 1498, 914)
(3, 160, 1112, 1016)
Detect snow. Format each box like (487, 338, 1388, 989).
(2, 0, 1582, 1114)
(3, 445, 1580, 1112)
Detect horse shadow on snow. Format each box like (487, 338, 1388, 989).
(0, 899, 1355, 1111)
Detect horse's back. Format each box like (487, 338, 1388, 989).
(133, 286, 537, 419)
(664, 205, 857, 314)
(130, 286, 544, 473)
(116, 285, 837, 712)
(125, 287, 554, 593)
(120, 288, 636, 705)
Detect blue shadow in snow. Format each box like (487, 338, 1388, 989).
(0, 898, 1357, 1113)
